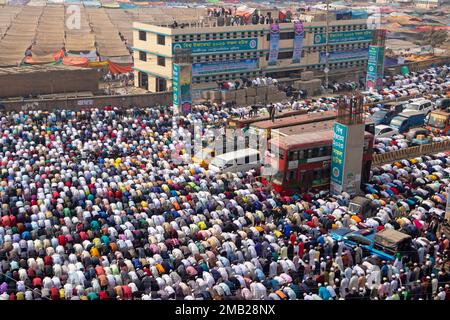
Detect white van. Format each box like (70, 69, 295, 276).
(404, 99, 434, 115)
(209, 148, 261, 173)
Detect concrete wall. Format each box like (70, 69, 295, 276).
(0, 68, 101, 99)
(0, 92, 172, 112)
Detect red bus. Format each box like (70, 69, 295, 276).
(262, 129, 374, 195)
(227, 109, 308, 129)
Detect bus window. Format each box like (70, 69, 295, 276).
(289, 170, 296, 181)
(311, 148, 319, 158)
(307, 149, 313, 159)
(298, 149, 305, 160)
(318, 147, 325, 157)
(289, 151, 298, 161)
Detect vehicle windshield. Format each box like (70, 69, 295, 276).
(390, 118, 403, 128)
(375, 127, 382, 135)
(373, 111, 387, 119)
(348, 203, 362, 215)
(406, 104, 420, 110)
(210, 157, 227, 168)
(428, 113, 447, 129)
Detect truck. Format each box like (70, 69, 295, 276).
(329, 228, 418, 262)
(389, 110, 426, 133)
(406, 127, 430, 145)
(427, 110, 450, 135)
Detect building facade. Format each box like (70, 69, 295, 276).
(133, 14, 374, 93)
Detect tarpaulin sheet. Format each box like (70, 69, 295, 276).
(62, 56, 89, 67)
(107, 60, 132, 74)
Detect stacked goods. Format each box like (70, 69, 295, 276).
(246, 96, 256, 105)
(201, 90, 210, 100)
(210, 90, 222, 103)
(301, 71, 315, 81)
(294, 79, 322, 95)
(221, 90, 236, 102)
(235, 89, 246, 105)
(246, 87, 257, 97)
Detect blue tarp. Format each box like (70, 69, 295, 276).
(119, 3, 138, 9)
(82, 0, 101, 7)
(351, 10, 368, 19)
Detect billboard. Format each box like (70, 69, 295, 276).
(192, 58, 258, 76)
(313, 29, 374, 45)
(366, 45, 385, 90)
(292, 21, 304, 64)
(330, 122, 347, 193)
(172, 64, 179, 107)
(172, 63, 192, 114)
(268, 23, 280, 66)
(319, 48, 368, 63)
(172, 38, 258, 54)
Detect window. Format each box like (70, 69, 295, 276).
(278, 51, 294, 60)
(139, 31, 146, 41)
(139, 51, 147, 62)
(289, 151, 298, 161)
(288, 170, 296, 181)
(156, 77, 167, 92)
(157, 56, 166, 67)
(138, 72, 148, 89)
(279, 151, 285, 160)
(298, 150, 305, 160)
(157, 34, 165, 45)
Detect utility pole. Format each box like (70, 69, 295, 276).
(324, 0, 330, 91)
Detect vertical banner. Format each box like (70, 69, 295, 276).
(330, 122, 347, 194)
(366, 45, 385, 90)
(268, 23, 280, 66)
(172, 64, 180, 108)
(172, 63, 192, 114)
(179, 64, 192, 114)
(292, 21, 304, 63)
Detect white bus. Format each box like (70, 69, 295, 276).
(209, 148, 261, 173)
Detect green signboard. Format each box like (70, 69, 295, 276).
(313, 29, 373, 45)
(366, 45, 385, 89)
(172, 38, 258, 54)
(172, 64, 179, 107)
(330, 122, 347, 191)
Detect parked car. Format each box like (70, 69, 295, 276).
(371, 110, 397, 125)
(389, 111, 426, 133)
(375, 125, 399, 138)
(404, 99, 434, 115)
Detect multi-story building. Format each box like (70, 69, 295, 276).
(132, 10, 374, 93)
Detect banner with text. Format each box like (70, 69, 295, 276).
(192, 58, 258, 76)
(172, 63, 192, 114)
(366, 45, 385, 90)
(292, 21, 304, 64)
(172, 38, 258, 54)
(330, 122, 347, 194)
(319, 48, 369, 63)
(268, 23, 280, 66)
(313, 29, 374, 45)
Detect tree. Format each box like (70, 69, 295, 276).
(423, 29, 448, 55)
